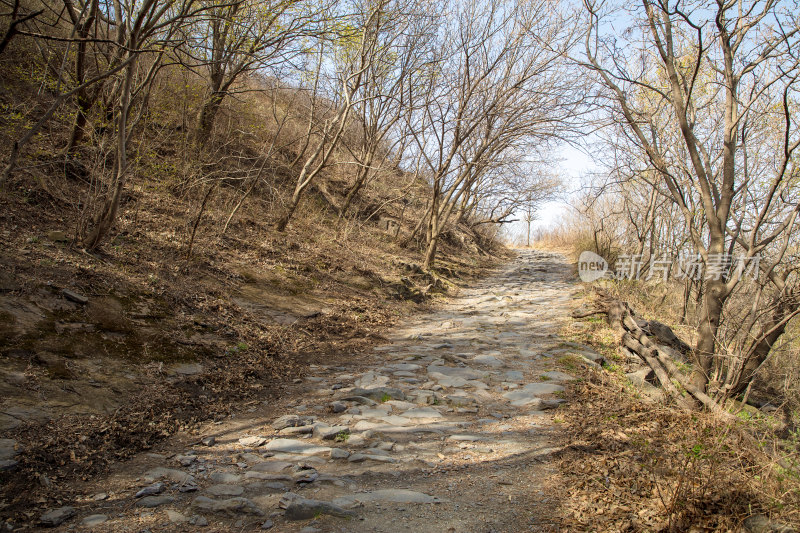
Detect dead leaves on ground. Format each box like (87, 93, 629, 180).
(554, 371, 797, 532)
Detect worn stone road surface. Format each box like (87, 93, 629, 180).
(44, 249, 603, 532)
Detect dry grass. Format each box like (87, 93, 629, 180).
(551, 288, 800, 531)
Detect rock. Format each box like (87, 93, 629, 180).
(392, 363, 422, 371)
(166, 510, 188, 524)
(743, 514, 795, 533)
(401, 407, 444, 419)
(174, 363, 203, 376)
(143, 468, 194, 483)
(505, 370, 524, 381)
(271, 414, 312, 430)
(262, 439, 331, 456)
(238, 436, 267, 447)
(293, 470, 319, 484)
(447, 434, 485, 442)
(471, 354, 503, 367)
(209, 472, 241, 484)
(348, 387, 406, 402)
(279, 425, 313, 436)
(626, 368, 655, 387)
(300, 527, 321, 533)
(39, 506, 76, 527)
(135, 482, 165, 498)
(354, 371, 390, 388)
(201, 436, 216, 446)
(502, 382, 564, 406)
(176, 454, 197, 466)
(339, 395, 378, 406)
(347, 453, 396, 463)
(0, 459, 18, 471)
(179, 478, 200, 492)
(206, 484, 245, 497)
(313, 425, 349, 440)
(431, 375, 470, 388)
(192, 496, 264, 516)
(328, 401, 347, 413)
(279, 493, 356, 520)
(136, 495, 175, 508)
(540, 398, 566, 409)
(261, 519, 274, 529)
(249, 461, 292, 473)
(427, 365, 484, 380)
(80, 514, 108, 527)
(329, 448, 350, 460)
(92, 493, 109, 501)
(61, 288, 88, 305)
(190, 515, 209, 526)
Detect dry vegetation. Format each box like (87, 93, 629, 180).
(541, 259, 800, 531)
(0, 7, 511, 518)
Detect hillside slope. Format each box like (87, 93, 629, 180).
(0, 38, 507, 519)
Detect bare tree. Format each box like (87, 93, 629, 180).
(82, 0, 200, 248)
(408, 0, 579, 269)
(582, 0, 800, 399)
(186, 0, 323, 147)
(273, 0, 386, 232)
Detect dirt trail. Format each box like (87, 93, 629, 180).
(41, 250, 600, 532)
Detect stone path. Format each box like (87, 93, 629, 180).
(45, 250, 600, 532)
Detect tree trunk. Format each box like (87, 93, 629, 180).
(83, 56, 134, 249)
(195, 93, 224, 147)
(693, 278, 726, 393)
(422, 234, 438, 270)
(275, 189, 301, 232)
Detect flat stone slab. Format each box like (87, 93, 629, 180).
(280, 493, 356, 520)
(262, 439, 331, 456)
(354, 371, 390, 389)
(427, 365, 484, 380)
(502, 382, 565, 405)
(143, 467, 194, 483)
(400, 407, 444, 419)
(471, 354, 503, 367)
(174, 363, 203, 375)
(206, 484, 245, 497)
(348, 387, 406, 401)
(446, 434, 487, 442)
(239, 436, 267, 447)
(504, 370, 524, 381)
(541, 371, 575, 382)
(249, 461, 292, 473)
(81, 514, 108, 527)
(391, 363, 422, 372)
(432, 375, 470, 388)
(192, 496, 264, 516)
